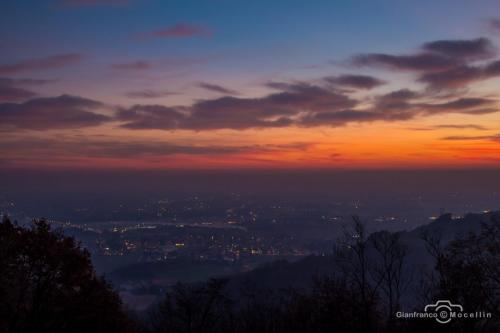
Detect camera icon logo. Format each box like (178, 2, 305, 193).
(424, 300, 463, 324)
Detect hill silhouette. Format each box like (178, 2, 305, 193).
(143, 211, 500, 333)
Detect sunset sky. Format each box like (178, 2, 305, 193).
(2, 0, 500, 169)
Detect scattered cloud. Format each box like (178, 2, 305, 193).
(116, 82, 357, 130)
(198, 82, 240, 95)
(354, 38, 496, 72)
(182, 83, 358, 130)
(2, 37, 500, 133)
(114, 82, 498, 130)
(0, 78, 55, 86)
(125, 90, 176, 99)
(117, 105, 186, 130)
(422, 38, 495, 60)
(300, 109, 386, 126)
(0, 54, 83, 75)
(0, 137, 313, 159)
(0, 85, 37, 102)
(150, 23, 212, 38)
(418, 59, 500, 89)
(422, 97, 496, 115)
(111, 60, 152, 70)
(0, 95, 110, 130)
(441, 134, 500, 141)
(371, 89, 419, 116)
(353, 38, 500, 89)
(417, 65, 482, 89)
(433, 124, 489, 130)
(352, 52, 455, 72)
(0, 77, 54, 102)
(324, 74, 386, 89)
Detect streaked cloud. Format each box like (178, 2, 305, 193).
(117, 105, 186, 130)
(422, 38, 495, 60)
(111, 60, 152, 71)
(352, 52, 455, 72)
(150, 23, 212, 38)
(0, 77, 54, 102)
(417, 65, 482, 89)
(0, 85, 36, 102)
(198, 82, 240, 95)
(0, 95, 109, 130)
(0, 78, 55, 86)
(441, 134, 500, 141)
(125, 90, 176, 99)
(433, 124, 489, 130)
(0, 54, 83, 75)
(0, 80, 37, 102)
(0, 137, 313, 159)
(114, 83, 498, 130)
(324, 74, 386, 90)
(352, 38, 500, 89)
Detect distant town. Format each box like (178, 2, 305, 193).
(2, 188, 497, 311)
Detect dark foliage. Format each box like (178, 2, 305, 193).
(0, 217, 136, 333)
(415, 216, 500, 332)
(150, 278, 233, 333)
(148, 216, 499, 333)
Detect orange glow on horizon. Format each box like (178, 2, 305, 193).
(3, 114, 500, 170)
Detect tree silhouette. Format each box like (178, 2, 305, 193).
(147, 214, 500, 333)
(335, 216, 383, 332)
(417, 215, 500, 332)
(151, 278, 233, 333)
(371, 230, 411, 324)
(436, 217, 500, 331)
(0, 217, 135, 333)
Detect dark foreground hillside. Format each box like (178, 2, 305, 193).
(1, 212, 499, 333)
(142, 212, 499, 333)
(222, 212, 499, 306)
